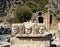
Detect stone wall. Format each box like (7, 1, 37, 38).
(50, 14, 58, 30)
(31, 12, 51, 30)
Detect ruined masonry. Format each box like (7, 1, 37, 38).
(11, 11, 60, 47)
(11, 0, 60, 47)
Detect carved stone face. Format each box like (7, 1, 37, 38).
(24, 22, 33, 35)
(38, 25, 46, 34)
(25, 28, 32, 35)
(12, 25, 19, 36)
(39, 29, 43, 34)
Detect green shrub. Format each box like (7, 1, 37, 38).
(10, 5, 32, 23)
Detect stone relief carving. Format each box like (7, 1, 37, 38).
(19, 24, 24, 35)
(37, 25, 46, 35)
(25, 28, 32, 35)
(32, 23, 38, 34)
(12, 23, 47, 36)
(12, 25, 19, 36)
(24, 22, 32, 35)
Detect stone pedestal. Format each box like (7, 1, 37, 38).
(11, 34, 52, 47)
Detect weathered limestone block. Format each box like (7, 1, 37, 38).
(32, 23, 38, 34)
(19, 24, 24, 35)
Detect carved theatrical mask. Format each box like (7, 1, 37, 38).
(12, 25, 19, 36)
(38, 25, 46, 34)
(39, 26, 44, 34)
(25, 27, 32, 35)
(39, 29, 43, 34)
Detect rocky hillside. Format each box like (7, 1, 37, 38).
(0, 0, 6, 16)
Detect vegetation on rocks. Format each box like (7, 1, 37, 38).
(10, 5, 32, 23)
(9, 0, 48, 23)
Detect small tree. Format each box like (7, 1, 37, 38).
(13, 5, 32, 23)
